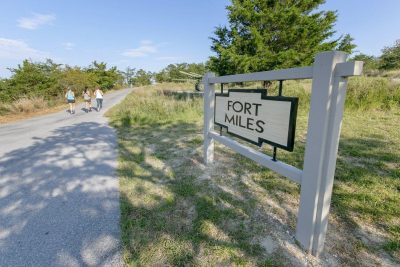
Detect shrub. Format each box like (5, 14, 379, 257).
(346, 76, 400, 110)
(11, 96, 48, 113)
(0, 103, 12, 116)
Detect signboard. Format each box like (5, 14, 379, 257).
(215, 89, 298, 151)
(204, 52, 363, 256)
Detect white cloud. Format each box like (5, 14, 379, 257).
(122, 40, 158, 58)
(62, 42, 75, 50)
(18, 13, 55, 30)
(0, 38, 49, 60)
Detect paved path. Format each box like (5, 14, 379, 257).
(0, 89, 132, 267)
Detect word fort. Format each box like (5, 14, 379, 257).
(224, 100, 265, 133)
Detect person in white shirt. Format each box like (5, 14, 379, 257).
(94, 87, 104, 111)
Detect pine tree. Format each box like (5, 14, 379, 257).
(209, 0, 356, 75)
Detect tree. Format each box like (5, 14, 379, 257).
(86, 61, 123, 90)
(6, 60, 62, 100)
(131, 69, 153, 86)
(120, 67, 136, 87)
(0, 78, 11, 103)
(60, 66, 97, 93)
(209, 0, 356, 75)
(379, 39, 400, 70)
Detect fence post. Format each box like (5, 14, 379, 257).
(296, 51, 348, 256)
(203, 72, 216, 165)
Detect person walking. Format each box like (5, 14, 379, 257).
(82, 87, 92, 112)
(94, 87, 104, 111)
(65, 87, 76, 114)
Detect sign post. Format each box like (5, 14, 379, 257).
(203, 72, 215, 165)
(202, 51, 363, 256)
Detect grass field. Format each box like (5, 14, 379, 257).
(107, 79, 399, 266)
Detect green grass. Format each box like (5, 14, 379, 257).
(108, 80, 400, 266)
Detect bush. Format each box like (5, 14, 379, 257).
(379, 40, 400, 70)
(0, 103, 12, 116)
(346, 76, 400, 110)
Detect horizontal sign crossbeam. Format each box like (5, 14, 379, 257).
(208, 66, 313, 84)
(209, 131, 302, 183)
(208, 61, 363, 84)
(335, 61, 363, 77)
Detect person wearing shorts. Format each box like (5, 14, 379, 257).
(94, 87, 104, 111)
(65, 87, 76, 114)
(82, 87, 92, 112)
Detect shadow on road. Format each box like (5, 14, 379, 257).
(0, 121, 121, 266)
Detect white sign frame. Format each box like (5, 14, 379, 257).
(202, 51, 363, 256)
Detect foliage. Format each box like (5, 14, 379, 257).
(379, 39, 400, 70)
(130, 69, 153, 86)
(86, 61, 124, 90)
(0, 59, 123, 104)
(59, 66, 97, 93)
(120, 67, 136, 86)
(1, 60, 62, 102)
(0, 78, 11, 102)
(209, 0, 356, 75)
(155, 63, 206, 83)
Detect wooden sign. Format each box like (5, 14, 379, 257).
(215, 89, 298, 151)
(204, 52, 363, 256)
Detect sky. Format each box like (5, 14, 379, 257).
(0, 0, 399, 78)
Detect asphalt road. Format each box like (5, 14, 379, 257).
(0, 88, 132, 267)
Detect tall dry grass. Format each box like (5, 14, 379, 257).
(107, 85, 203, 128)
(0, 96, 57, 116)
(209, 76, 400, 111)
(11, 96, 48, 113)
(346, 76, 400, 110)
(150, 82, 198, 92)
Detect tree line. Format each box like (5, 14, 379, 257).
(0, 60, 123, 103)
(353, 40, 400, 74)
(119, 63, 207, 87)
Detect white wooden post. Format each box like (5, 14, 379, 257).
(203, 72, 216, 164)
(296, 51, 349, 256)
(202, 52, 362, 256)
